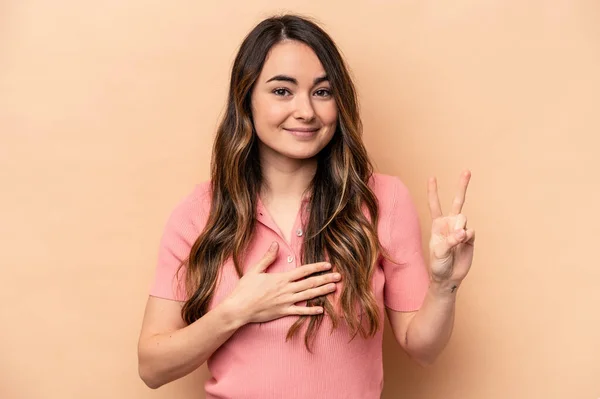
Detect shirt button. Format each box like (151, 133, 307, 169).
(296, 228, 303, 237)
(287, 255, 294, 263)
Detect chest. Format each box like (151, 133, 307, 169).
(208, 190, 388, 309)
(259, 198, 304, 246)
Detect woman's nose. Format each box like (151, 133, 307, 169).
(293, 95, 316, 121)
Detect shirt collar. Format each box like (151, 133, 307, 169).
(255, 192, 311, 220)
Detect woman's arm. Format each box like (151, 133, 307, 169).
(387, 171, 475, 367)
(137, 296, 243, 389)
(386, 280, 457, 367)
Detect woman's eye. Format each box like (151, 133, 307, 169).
(273, 88, 290, 96)
(315, 89, 331, 97)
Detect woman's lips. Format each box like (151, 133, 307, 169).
(284, 127, 320, 138)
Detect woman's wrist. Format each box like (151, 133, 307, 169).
(429, 279, 460, 299)
(217, 299, 251, 330)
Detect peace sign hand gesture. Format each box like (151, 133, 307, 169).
(427, 170, 476, 287)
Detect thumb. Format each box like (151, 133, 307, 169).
(251, 241, 279, 273)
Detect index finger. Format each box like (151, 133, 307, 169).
(285, 262, 332, 281)
(428, 177, 443, 219)
(450, 170, 471, 215)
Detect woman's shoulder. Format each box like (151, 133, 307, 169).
(368, 172, 418, 221)
(369, 172, 408, 200)
(190, 180, 212, 205)
(173, 180, 211, 209)
(163, 180, 212, 229)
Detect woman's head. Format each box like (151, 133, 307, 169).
(223, 14, 361, 166)
(251, 39, 337, 162)
(183, 15, 383, 352)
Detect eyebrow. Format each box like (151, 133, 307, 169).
(265, 74, 329, 86)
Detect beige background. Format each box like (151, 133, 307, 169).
(1, 1, 599, 398)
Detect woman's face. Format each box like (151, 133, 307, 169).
(251, 40, 338, 162)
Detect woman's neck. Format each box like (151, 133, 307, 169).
(259, 147, 316, 204)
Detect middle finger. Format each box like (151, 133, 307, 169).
(450, 170, 471, 216)
(287, 272, 341, 293)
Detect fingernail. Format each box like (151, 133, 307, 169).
(333, 273, 341, 279)
(270, 241, 278, 250)
(324, 263, 332, 268)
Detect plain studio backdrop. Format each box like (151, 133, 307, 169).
(1, 1, 599, 398)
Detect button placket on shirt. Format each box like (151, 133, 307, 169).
(285, 223, 303, 270)
(256, 199, 305, 270)
(288, 228, 304, 267)
(289, 203, 309, 270)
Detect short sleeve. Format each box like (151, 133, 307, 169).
(149, 186, 208, 302)
(381, 177, 431, 312)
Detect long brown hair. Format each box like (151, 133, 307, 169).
(180, 14, 388, 352)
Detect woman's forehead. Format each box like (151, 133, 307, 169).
(259, 41, 326, 84)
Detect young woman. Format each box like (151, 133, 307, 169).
(138, 14, 475, 399)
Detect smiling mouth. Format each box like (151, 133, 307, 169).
(283, 127, 321, 139)
(283, 127, 320, 132)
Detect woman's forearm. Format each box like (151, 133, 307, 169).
(405, 280, 458, 366)
(138, 300, 246, 389)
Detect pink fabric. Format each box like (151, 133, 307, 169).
(150, 173, 430, 399)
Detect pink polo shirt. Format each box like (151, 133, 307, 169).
(150, 173, 430, 399)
